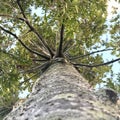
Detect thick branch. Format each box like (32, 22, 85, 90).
(0, 25, 50, 60)
(55, 23, 64, 57)
(16, 0, 54, 57)
(70, 48, 113, 60)
(73, 57, 120, 68)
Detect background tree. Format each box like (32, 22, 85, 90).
(0, 0, 120, 119)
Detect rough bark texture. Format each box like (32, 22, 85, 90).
(4, 62, 120, 120)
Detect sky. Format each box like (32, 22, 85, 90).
(103, 0, 120, 79)
(107, 0, 120, 20)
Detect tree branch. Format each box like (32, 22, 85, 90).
(63, 39, 74, 53)
(16, 0, 54, 57)
(19, 72, 39, 86)
(32, 59, 48, 62)
(23, 61, 51, 74)
(55, 23, 64, 57)
(0, 25, 50, 60)
(73, 58, 120, 68)
(70, 48, 113, 60)
(20, 61, 52, 85)
(28, 40, 50, 57)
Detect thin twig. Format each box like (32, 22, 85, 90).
(70, 48, 113, 60)
(29, 40, 50, 56)
(63, 39, 74, 52)
(32, 59, 48, 62)
(0, 25, 50, 60)
(19, 71, 40, 85)
(23, 64, 45, 73)
(23, 61, 51, 74)
(19, 29, 32, 38)
(73, 57, 120, 68)
(0, 14, 23, 20)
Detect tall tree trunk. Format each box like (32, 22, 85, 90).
(4, 62, 120, 120)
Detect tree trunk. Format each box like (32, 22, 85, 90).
(4, 62, 120, 120)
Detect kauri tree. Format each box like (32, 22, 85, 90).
(0, 0, 120, 119)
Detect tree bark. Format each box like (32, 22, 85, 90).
(4, 62, 120, 120)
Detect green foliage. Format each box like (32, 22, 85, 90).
(0, 0, 120, 116)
